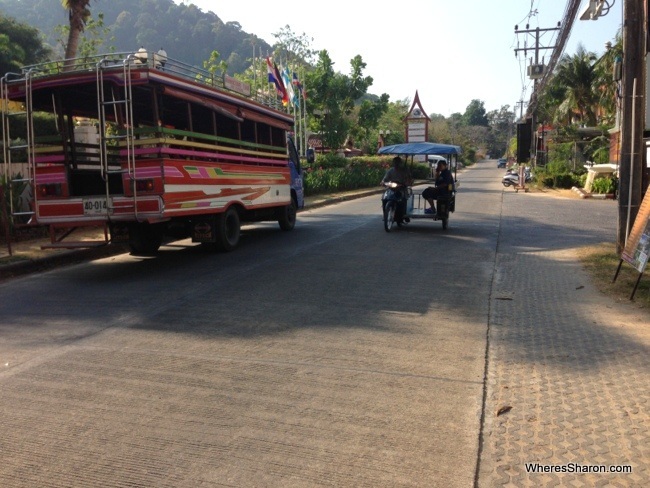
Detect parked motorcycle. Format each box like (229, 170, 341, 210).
(381, 182, 410, 232)
(502, 167, 532, 187)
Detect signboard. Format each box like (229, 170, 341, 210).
(224, 75, 251, 96)
(622, 189, 650, 273)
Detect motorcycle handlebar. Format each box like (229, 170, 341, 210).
(382, 181, 408, 189)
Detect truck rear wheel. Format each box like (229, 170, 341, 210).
(128, 223, 164, 255)
(215, 207, 240, 251)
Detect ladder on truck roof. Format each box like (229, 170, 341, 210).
(1, 70, 37, 227)
(96, 55, 140, 221)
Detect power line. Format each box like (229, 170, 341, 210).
(526, 0, 583, 116)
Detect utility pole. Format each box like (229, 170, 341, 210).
(515, 100, 526, 120)
(514, 23, 560, 166)
(617, 0, 646, 253)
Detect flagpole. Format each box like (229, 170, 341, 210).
(301, 69, 307, 157)
(252, 41, 256, 101)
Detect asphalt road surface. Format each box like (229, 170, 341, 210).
(0, 161, 622, 487)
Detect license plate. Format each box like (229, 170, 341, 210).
(83, 197, 111, 215)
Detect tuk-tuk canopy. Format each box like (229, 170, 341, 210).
(378, 142, 462, 155)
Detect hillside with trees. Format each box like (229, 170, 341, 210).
(0, 0, 517, 159)
(0, 0, 271, 75)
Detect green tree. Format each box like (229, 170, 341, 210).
(0, 14, 51, 75)
(552, 45, 598, 126)
(374, 98, 409, 148)
(593, 33, 622, 126)
(196, 50, 228, 85)
(55, 11, 113, 64)
(487, 105, 515, 156)
(536, 77, 567, 126)
(429, 114, 453, 145)
(61, 0, 92, 70)
(461, 99, 488, 126)
(353, 93, 390, 152)
(272, 25, 316, 68)
(305, 50, 376, 151)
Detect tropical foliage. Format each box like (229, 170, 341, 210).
(302, 155, 429, 196)
(0, 0, 274, 76)
(6, 1, 626, 200)
(0, 14, 51, 74)
(530, 33, 622, 188)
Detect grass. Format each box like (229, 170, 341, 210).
(578, 242, 650, 311)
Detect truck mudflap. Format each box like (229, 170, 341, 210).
(191, 218, 216, 243)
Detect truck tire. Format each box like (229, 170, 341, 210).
(128, 223, 164, 255)
(278, 199, 297, 231)
(215, 207, 240, 251)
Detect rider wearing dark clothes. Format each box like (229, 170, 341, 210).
(381, 156, 413, 187)
(422, 160, 454, 214)
(381, 156, 413, 221)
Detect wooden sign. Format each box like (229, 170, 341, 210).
(224, 75, 251, 96)
(622, 189, 650, 273)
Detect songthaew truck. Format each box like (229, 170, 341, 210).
(1, 50, 304, 254)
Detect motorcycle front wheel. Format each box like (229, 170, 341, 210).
(383, 201, 396, 232)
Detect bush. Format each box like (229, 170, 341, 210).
(534, 160, 583, 189)
(578, 173, 588, 188)
(0, 173, 30, 234)
(591, 176, 617, 194)
(303, 155, 430, 196)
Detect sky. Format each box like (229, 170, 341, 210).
(174, 0, 622, 116)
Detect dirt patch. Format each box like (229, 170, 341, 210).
(525, 186, 582, 199)
(577, 242, 650, 312)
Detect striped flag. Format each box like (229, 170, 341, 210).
(266, 57, 288, 104)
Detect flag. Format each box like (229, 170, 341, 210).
(297, 74, 307, 100)
(266, 57, 276, 84)
(292, 72, 302, 106)
(266, 57, 288, 105)
(281, 67, 295, 106)
(273, 62, 289, 106)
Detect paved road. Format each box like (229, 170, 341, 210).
(1, 161, 648, 487)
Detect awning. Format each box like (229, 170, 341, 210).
(378, 142, 462, 155)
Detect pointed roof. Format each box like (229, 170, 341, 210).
(406, 91, 431, 121)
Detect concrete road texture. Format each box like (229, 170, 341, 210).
(0, 160, 648, 487)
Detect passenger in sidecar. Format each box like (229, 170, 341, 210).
(422, 160, 455, 215)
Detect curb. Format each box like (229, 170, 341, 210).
(303, 188, 384, 210)
(0, 190, 385, 281)
(571, 186, 616, 199)
(0, 244, 129, 282)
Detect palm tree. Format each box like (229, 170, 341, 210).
(593, 32, 623, 126)
(552, 45, 598, 126)
(61, 0, 92, 70)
